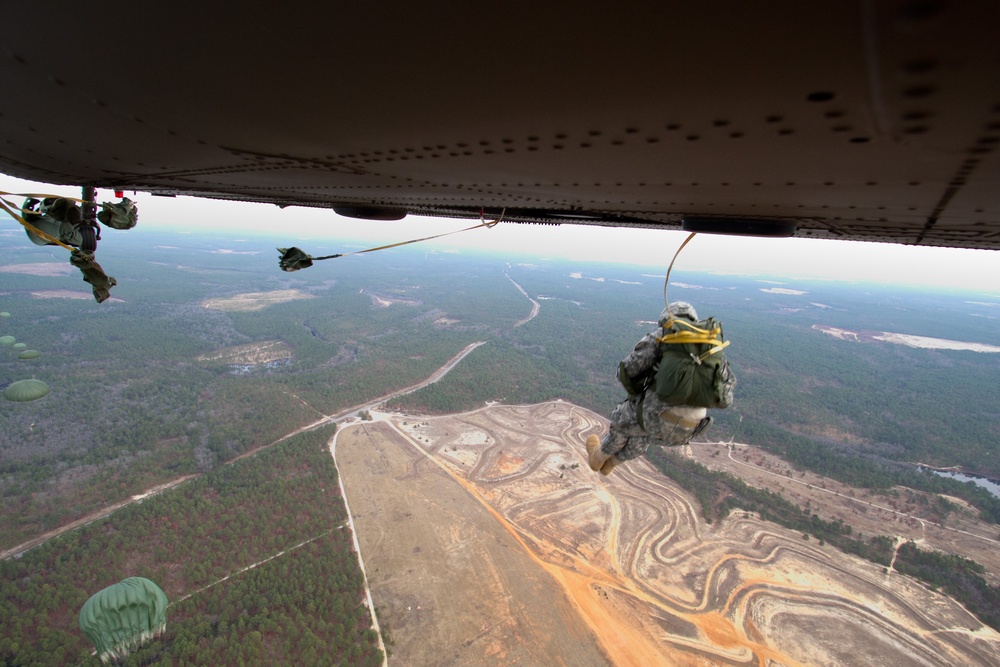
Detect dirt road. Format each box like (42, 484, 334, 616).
(0, 475, 198, 560)
(2, 341, 486, 560)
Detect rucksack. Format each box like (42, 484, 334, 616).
(617, 316, 732, 409)
(653, 316, 731, 408)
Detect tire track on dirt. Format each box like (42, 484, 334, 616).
(364, 402, 1000, 666)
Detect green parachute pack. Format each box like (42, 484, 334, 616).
(653, 316, 731, 408)
(619, 316, 732, 409)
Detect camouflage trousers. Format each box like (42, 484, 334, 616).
(600, 392, 710, 462)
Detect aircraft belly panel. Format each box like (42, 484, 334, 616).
(0, 1, 998, 249)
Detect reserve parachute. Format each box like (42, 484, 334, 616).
(79, 577, 168, 664)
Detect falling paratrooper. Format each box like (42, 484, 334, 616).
(79, 577, 168, 664)
(0, 192, 137, 302)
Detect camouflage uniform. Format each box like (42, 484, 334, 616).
(599, 302, 735, 465)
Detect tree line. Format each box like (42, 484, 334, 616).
(0, 425, 382, 666)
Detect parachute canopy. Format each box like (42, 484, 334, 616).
(79, 577, 168, 664)
(18, 350, 41, 360)
(12, 342, 26, 349)
(3, 379, 49, 402)
(0, 335, 15, 346)
(0, 311, 10, 317)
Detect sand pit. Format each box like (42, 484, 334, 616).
(196, 340, 292, 365)
(201, 289, 313, 312)
(334, 402, 1000, 666)
(0, 263, 73, 277)
(873, 332, 1000, 353)
(761, 288, 808, 295)
(814, 325, 1000, 353)
(29, 290, 94, 300)
(362, 290, 421, 308)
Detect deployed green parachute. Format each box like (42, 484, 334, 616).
(0, 311, 10, 317)
(79, 577, 168, 664)
(18, 350, 41, 360)
(3, 378, 49, 402)
(0, 335, 15, 346)
(12, 342, 26, 349)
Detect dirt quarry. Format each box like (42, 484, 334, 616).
(200, 289, 313, 312)
(334, 401, 1000, 666)
(196, 340, 292, 365)
(0, 262, 74, 277)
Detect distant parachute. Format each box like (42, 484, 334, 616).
(3, 378, 49, 402)
(0, 335, 15, 346)
(12, 342, 27, 349)
(0, 311, 10, 317)
(79, 577, 168, 664)
(18, 350, 42, 360)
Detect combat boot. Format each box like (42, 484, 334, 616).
(600, 456, 621, 476)
(586, 434, 611, 472)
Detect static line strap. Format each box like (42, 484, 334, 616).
(660, 317, 718, 338)
(657, 232, 733, 362)
(663, 231, 697, 317)
(332, 215, 502, 259)
(0, 190, 91, 204)
(291, 211, 505, 266)
(0, 196, 75, 251)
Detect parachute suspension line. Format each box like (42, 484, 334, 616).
(278, 210, 505, 271)
(335, 212, 501, 257)
(0, 190, 93, 204)
(659, 232, 729, 362)
(0, 194, 76, 251)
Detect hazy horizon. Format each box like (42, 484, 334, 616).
(3, 172, 1000, 293)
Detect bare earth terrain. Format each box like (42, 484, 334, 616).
(0, 262, 73, 277)
(814, 325, 1000, 353)
(200, 289, 313, 312)
(196, 340, 293, 365)
(28, 290, 92, 300)
(335, 401, 1000, 666)
(689, 442, 1000, 587)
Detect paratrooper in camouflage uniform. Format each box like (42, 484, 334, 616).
(587, 301, 736, 475)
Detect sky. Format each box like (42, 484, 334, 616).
(2, 173, 999, 292)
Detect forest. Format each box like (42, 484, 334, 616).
(389, 261, 1000, 520)
(2, 226, 1000, 659)
(0, 425, 384, 666)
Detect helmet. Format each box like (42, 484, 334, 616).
(660, 301, 698, 323)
